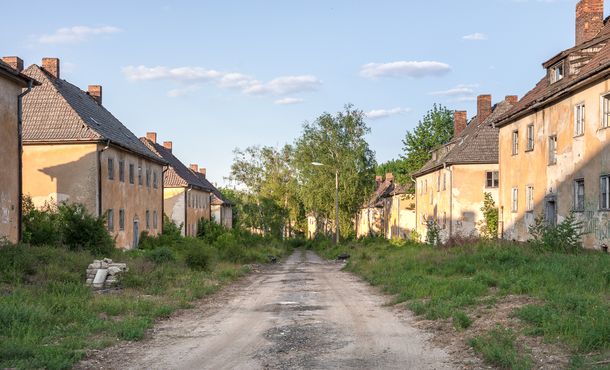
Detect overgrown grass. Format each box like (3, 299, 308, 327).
(0, 235, 291, 369)
(311, 238, 610, 366)
(469, 326, 533, 370)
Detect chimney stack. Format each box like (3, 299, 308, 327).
(42, 57, 60, 79)
(2, 56, 23, 72)
(163, 141, 173, 152)
(146, 132, 157, 143)
(505, 95, 519, 105)
(454, 110, 467, 137)
(88, 85, 102, 105)
(576, 0, 604, 45)
(199, 167, 207, 178)
(477, 95, 492, 123)
(385, 172, 394, 183)
(190, 164, 199, 172)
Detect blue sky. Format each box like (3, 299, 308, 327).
(1, 0, 582, 186)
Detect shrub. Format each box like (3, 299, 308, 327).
(197, 218, 226, 243)
(479, 192, 498, 239)
(162, 215, 183, 238)
(425, 217, 441, 246)
(145, 247, 176, 264)
(59, 203, 114, 255)
(185, 245, 214, 271)
(21, 196, 61, 245)
(528, 212, 584, 253)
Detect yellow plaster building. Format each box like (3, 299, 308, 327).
(20, 58, 166, 249)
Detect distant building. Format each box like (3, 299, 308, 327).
(141, 134, 213, 236)
(496, 0, 610, 249)
(0, 57, 36, 243)
(385, 184, 416, 240)
(192, 168, 233, 229)
(413, 95, 515, 243)
(20, 57, 166, 249)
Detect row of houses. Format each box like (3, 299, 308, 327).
(359, 0, 610, 250)
(0, 57, 232, 249)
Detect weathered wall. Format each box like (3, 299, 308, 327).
(415, 169, 451, 242)
(356, 207, 383, 238)
(221, 206, 233, 229)
(386, 194, 416, 239)
(185, 189, 211, 236)
(0, 77, 22, 243)
(164, 187, 186, 235)
(22, 143, 98, 213)
(499, 77, 610, 249)
(100, 145, 163, 249)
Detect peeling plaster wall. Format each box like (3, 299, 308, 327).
(0, 77, 22, 243)
(222, 206, 233, 229)
(499, 77, 610, 249)
(387, 194, 416, 239)
(185, 189, 212, 236)
(164, 187, 186, 236)
(415, 169, 451, 242)
(356, 207, 383, 237)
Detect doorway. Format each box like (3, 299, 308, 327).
(133, 219, 140, 248)
(545, 196, 557, 227)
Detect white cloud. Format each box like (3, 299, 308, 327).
(462, 33, 488, 41)
(274, 97, 304, 105)
(429, 84, 478, 97)
(365, 107, 411, 120)
(123, 64, 321, 99)
(37, 26, 121, 44)
(360, 61, 451, 79)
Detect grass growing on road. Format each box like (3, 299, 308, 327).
(311, 238, 610, 367)
(0, 236, 290, 370)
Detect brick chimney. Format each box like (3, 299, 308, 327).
(88, 85, 102, 105)
(505, 95, 519, 105)
(146, 132, 157, 143)
(576, 0, 604, 45)
(190, 164, 198, 172)
(42, 57, 60, 79)
(163, 141, 172, 152)
(477, 95, 492, 123)
(385, 172, 394, 183)
(199, 168, 207, 178)
(454, 110, 467, 137)
(2, 56, 23, 72)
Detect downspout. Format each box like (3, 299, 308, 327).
(98, 140, 110, 218)
(17, 80, 32, 242)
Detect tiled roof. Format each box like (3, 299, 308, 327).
(21, 64, 163, 163)
(413, 99, 514, 178)
(140, 137, 212, 191)
(0, 59, 35, 86)
(497, 21, 610, 127)
(361, 179, 410, 208)
(193, 171, 234, 206)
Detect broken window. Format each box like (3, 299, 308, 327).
(549, 62, 564, 83)
(146, 210, 150, 229)
(575, 104, 585, 136)
(108, 158, 114, 180)
(107, 209, 114, 231)
(512, 130, 519, 155)
(526, 185, 534, 212)
(548, 135, 557, 165)
(600, 175, 610, 209)
(486, 171, 499, 188)
(574, 179, 585, 212)
(119, 209, 125, 231)
(511, 187, 518, 213)
(119, 160, 125, 182)
(138, 165, 143, 186)
(526, 124, 534, 151)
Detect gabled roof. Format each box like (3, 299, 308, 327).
(413, 99, 514, 178)
(192, 171, 234, 206)
(0, 60, 36, 87)
(21, 64, 164, 164)
(361, 179, 411, 209)
(140, 137, 212, 191)
(497, 20, 610, 127)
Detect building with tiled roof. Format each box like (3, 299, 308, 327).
(192, 167, 233, 229)
(413, 95, 516, 243)
(19, 57, 166, 249)
(0, 57, 37, 243)
(140, 133, 216, 236)
(495, 0, 610, 249)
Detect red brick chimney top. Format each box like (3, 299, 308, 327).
(576, 0, 604, 45)
(454, 110, 467, 137)
(42, 57, 60, 79)
(88, 85, 102, 105)
(2, 56, 23, 72)
(146, 132, 157, 143)
(163, 141, 173, 152)
(477, 95, 492, 123)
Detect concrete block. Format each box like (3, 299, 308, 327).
(93, 269, 108, 289)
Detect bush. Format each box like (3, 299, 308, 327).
(21, 197, 61, 245)
(425, 218, 440, 246)
(185, 245, 214, 271)
(145, 247, 176, 264)
(479, 192, 498, 239)
(162, 215, 183, 238)
(197, 218, 226, 243)
(528, 212, 584, 253)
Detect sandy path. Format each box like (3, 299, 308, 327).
(77, 250, 453, 369)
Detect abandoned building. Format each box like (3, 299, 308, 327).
(192, 167, 233, 229)
(0, 58, 36, 243)
(141, 134, 213, 236)
(19, 57, 167, 249)
(414, 95, 516, 243)
(356, 173, 415, 239)
(495, 0, 610, 249)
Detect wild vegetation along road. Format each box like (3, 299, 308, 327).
(79, 250, 452, 370)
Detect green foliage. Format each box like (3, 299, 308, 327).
(528, 212, 584, 253)
(197, 218, 227, 243)
(375, 159, 410, 187)
(21, 196, 61, 245)
(479, 192, 499, 239)
(469, 326, 533, 370)
(145, 247, 176, 264)
(402, 104, 454, 175)
(453, 311, 473, 330)
(162, 215, 183, 238)
(425, 218, 440, 246)
(184, 244, 214, 271)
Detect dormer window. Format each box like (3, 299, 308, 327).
(550, 62, 564, 83)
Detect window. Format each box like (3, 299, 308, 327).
(486, 171, 499, 188)
(138, 166, 143, 186)
(129, 164, 135, 184)
(526, 185, 534, 212)
(550, 62, 564, 83)
(146, 169, 151, 187)
(108, 158, 114, 180)
(575, 104, 585, 136)
(574, 179, 585, 212)
(603, 94, 610, 128)
(442, 173, 447, 191)
(548, 135, 557, 165)
(107, 209, 114, 231)
(511, 188, 518, 213)
(119, 209, 125, 230)
(526, 124, 534, 151)
(146, 210, 150, 229)
(119, 160, 125, 182)
(153, 211, 158, 229)
(153, 172, 158, 189)
(600, 175, 610, 209)
(512, 130, 519, 155)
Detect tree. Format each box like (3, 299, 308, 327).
(376, 158, 409, 184)
(402, 104, 454, 175)
(479, 192, 498, 239)
(293, 104, 376, 237)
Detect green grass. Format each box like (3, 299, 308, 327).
(312, 238, 610, 363)
(469, 326, 533, 370)
(0, 237, 291, 370)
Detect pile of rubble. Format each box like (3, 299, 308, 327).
(86, 258, 128, 290)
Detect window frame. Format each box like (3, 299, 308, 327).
(129, 164, 135, 184)
(486, 171, 499, 189)
(525, 185, 534, 212)
(146, 168, 151, 187)
(548, 135, 558, 165)
(512, 130, 519, 155)
(526, 124, 534, 151)
(574, 103, 585, 137)
(602, 93, 610, 128)
(119, 160, 125, 182)
(108, 158, 114, 180)
(153, 172, 158, 189)
(119, 209, 125, 231)
(574, 178, 585, 212)
(146, 210, 150, 229)
(153, 210, 158, 229)
(549, 61, 564, 84)
(511, 187, 518, 213)
(138, 165, 143, 186)
(600, 175, 610, 210)
(107, 209, 114, 231)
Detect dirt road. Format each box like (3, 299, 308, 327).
(78, 250, 453, 369)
